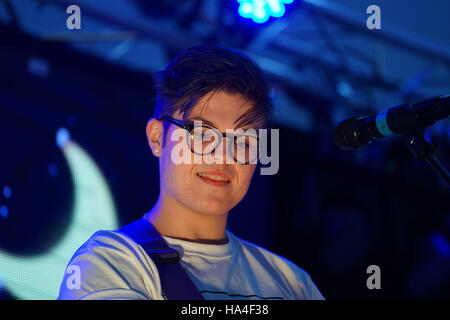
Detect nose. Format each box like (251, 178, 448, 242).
(212, 136, 234, 164)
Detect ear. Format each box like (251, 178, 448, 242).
(146, 118, 164, 157)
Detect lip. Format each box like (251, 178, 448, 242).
(196, 171, 232, 187)
(197, 171, 232, 181)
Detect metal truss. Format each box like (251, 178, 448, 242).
(3, 0, 450, 130)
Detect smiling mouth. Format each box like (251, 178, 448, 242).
(196, 172, 231, 183)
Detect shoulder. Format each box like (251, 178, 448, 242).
(227, 231, 325, 300)
(62, 229, 150, 271)
(58, 229, 162, 300)
(69, 230, 146, 261)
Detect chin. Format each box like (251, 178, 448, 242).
(193, 198, 233, 216)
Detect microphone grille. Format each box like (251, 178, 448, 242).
(333, 117, 363, 150)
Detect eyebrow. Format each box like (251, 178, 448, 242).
(189, 116, 260, 130)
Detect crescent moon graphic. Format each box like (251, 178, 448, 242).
(0, 135, 118, 300)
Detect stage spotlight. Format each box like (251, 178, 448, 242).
(237, 0, 293, 23)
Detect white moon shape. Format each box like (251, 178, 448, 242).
(0, 140, 118, 299)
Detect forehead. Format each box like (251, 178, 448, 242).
(180, 90, 264, 129)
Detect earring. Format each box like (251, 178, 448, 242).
(155, 149, 159, 153)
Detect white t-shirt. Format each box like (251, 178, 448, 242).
(57, 225, 324, 300)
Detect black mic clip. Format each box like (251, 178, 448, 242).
(404, 130, 450, 186)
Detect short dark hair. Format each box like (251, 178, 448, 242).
(153, 45, 272, 146)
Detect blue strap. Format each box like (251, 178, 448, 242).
(118, 217, 204, 300)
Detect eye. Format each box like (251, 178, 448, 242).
(192, 131, 202, 138)
(235, 135, 257, 148)
(190, 126, 217, 140)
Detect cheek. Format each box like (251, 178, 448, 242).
(162, 161, 194, 193)
(235, 165, 256, 194)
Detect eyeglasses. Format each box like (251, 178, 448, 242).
(159, 115, 260, 164)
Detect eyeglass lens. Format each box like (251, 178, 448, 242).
(187, 126, 259, 164)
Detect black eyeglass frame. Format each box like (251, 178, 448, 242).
(158, 115, 260, 164)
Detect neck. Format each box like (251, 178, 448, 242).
(146, 191, 229, 242)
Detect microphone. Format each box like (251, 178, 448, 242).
(334, 95, 450, 150)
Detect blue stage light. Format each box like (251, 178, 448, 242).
(239, 2, 254, 18)
(431, 232, 450, 258)
(253, 7, 269, 23)
(0, 205, 8, 218)
(2, 186, 11, 199)
(237, 0, 293, 23)
(56, 127, 70, 149)
(48, 164, 59, 177)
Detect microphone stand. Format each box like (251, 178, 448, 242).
(405, 130, 450, 186)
